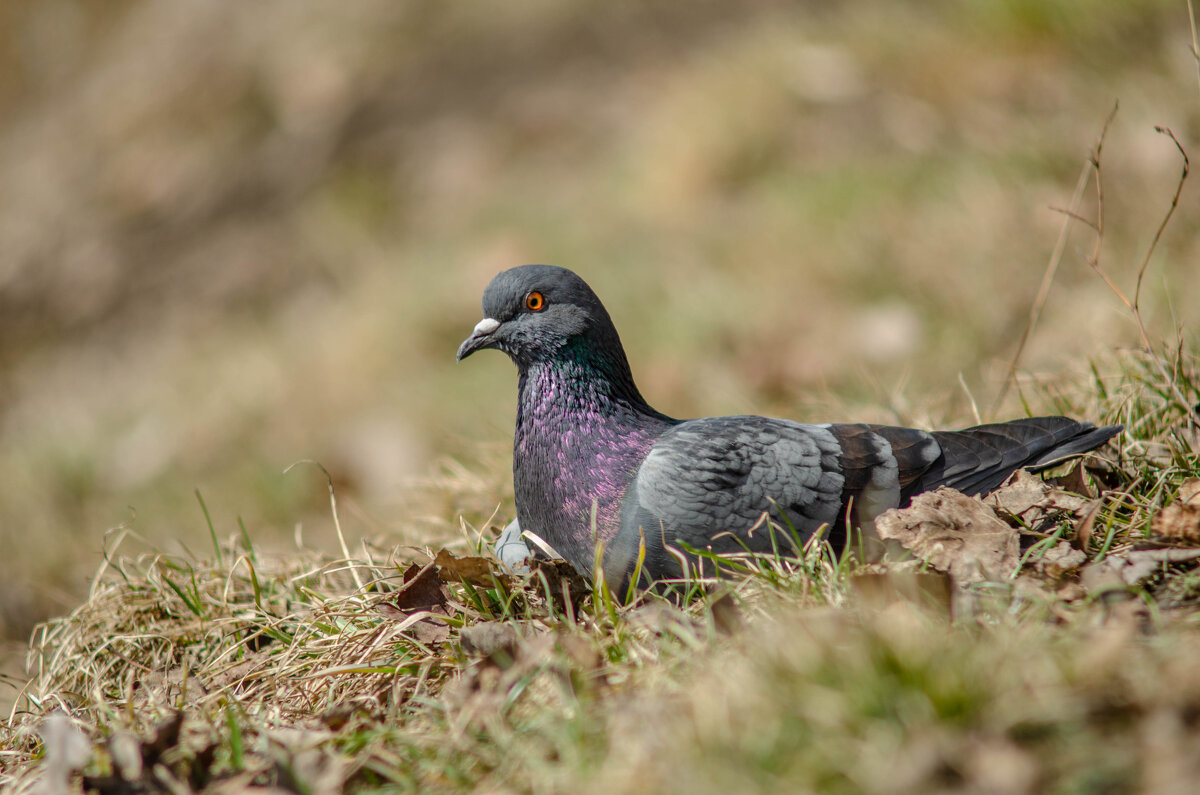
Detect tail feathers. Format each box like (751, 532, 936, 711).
(1027, 423, 1124, 470)
(916, 417, 1122, 499)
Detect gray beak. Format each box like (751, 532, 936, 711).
(456, 317, 501, 361)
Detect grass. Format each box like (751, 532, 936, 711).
(2, 339, 1198, 792)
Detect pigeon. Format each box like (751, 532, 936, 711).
(457, 265, 1122, 590)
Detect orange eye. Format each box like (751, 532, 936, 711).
(525, 291, 546, 311)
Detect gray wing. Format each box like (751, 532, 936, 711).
(600, 415, 1119, 589)
(606, 416, 847, 585)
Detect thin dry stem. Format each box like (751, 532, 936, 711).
(1190, 0, 1200, 102)
(1048, 107, 1196, 429)
(285, 460, 366, 593)
(1082, 103, 1127, 307)
(1047, 204, 1099, 232)
(1134, 127, 1189, 311)
(992, 160, 1090, 417)
(1131, 126, 1197, 426)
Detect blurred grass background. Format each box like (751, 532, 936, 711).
(0, 0, 1196, 648)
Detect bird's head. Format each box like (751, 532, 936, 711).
(456, 265, 620, 370)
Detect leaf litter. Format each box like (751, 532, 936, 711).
(876, 487, 1021, 584)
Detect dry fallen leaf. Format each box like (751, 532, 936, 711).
(1035, 541, 1087, 580)
(1082, 548, 1200, 592)
(408, 617, 452, 645)
(1073, 499, 1103, 548)
(1149, 479, 1200, 544)
(1130, 548, 1200, 566)
(876, 487, 1019, 583)
(1080, 557, 1130, 594)
(1152, 503, 1200, 543)
(986, 470, 1052, 517)
(435, 548, 511, 588)
(985, 470, 1090, 529)
(529, 558, 590, 612)
(384, 561, 453, 645)
(392, 561, 450, 614)
(1050, 461, 1095, 498)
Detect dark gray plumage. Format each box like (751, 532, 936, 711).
(457, 265, 1122, 590)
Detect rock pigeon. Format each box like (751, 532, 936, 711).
(457, 265, 1122, 590)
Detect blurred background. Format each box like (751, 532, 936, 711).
(0, 0, 1196, 656)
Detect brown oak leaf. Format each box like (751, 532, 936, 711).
(876, 487, 1019, 583)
